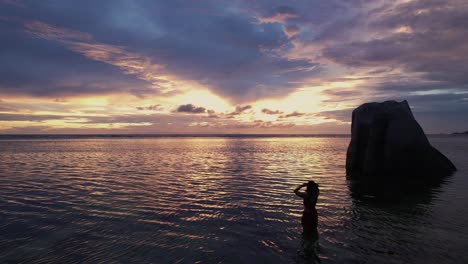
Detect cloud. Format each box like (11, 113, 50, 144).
(0, 125, 51, 134)
(206, 109, 219, 118)
(258, 6, 299, 24)
(187, 119, 295, 129)
(226, 105, 252, 116)
(0, 99, 16, 112)
(0, 0, 24, 8)
(323, 0, 468, 88)
(234, 105, 252, 113)
(22, 20, 179, 96)
(0, 1, 322, 103)
(0, 113, 71, 121)
(0, 19, 155, 98)
(322, 89, 364, 103)
(279, 111, 306, 118)
(261, 108, 283, 115)
(176, 104, 206, 114)
(0, 105, 15, 111)
(317, 108, 353, 123)
(1, 0, 467, 134)
(284, 24, 300, 38)
(136, 104, 163, 111)
(317, 91, 468, 133)
(24, 20, 92, 41)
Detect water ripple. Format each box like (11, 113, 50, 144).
(0, 137, 467, 263)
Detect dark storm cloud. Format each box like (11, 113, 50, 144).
(176, 104, 206, 114)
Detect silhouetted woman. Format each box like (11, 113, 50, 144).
(294, 181, 320, 261)
(294, 180, 319, 239)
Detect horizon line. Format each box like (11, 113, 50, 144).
(0, 133, 462, 137)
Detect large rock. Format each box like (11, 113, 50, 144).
(346, 100, 456, 190)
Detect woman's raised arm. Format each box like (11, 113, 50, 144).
(294, 183, 307, 198)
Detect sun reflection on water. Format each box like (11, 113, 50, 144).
(1, 136, 467, 263)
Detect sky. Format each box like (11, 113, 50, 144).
(0, 0, 467, 134)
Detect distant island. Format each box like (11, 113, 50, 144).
(452, 131, 468, 135)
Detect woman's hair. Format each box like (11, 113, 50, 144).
(306, 180, 319, 195)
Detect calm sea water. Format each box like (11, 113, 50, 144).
(0, 136, 467, 263)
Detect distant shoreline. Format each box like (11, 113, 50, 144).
(452, 131, 468, 135)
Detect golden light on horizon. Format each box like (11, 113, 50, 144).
(170, 89, 233, 113)
(0, 78, 361, 133)
(254, 79, 364, 115)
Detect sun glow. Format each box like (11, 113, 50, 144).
(170, 90, 233, 113)
(254, 80, 363, 114)
(72, 96, 109, 107)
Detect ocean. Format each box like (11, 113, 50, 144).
(0, 136, 467, 263)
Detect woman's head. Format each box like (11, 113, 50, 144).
(306, 180, 319, 195)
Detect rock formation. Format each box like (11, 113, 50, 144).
(346, 100, 456, 192)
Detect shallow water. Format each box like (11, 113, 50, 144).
(0, 136, 467, 263)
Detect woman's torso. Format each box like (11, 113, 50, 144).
(303, 194, 317, 213)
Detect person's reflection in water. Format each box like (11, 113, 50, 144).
(294, 181, 320, 262)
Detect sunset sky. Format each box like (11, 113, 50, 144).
(1, 0, 467, 134)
